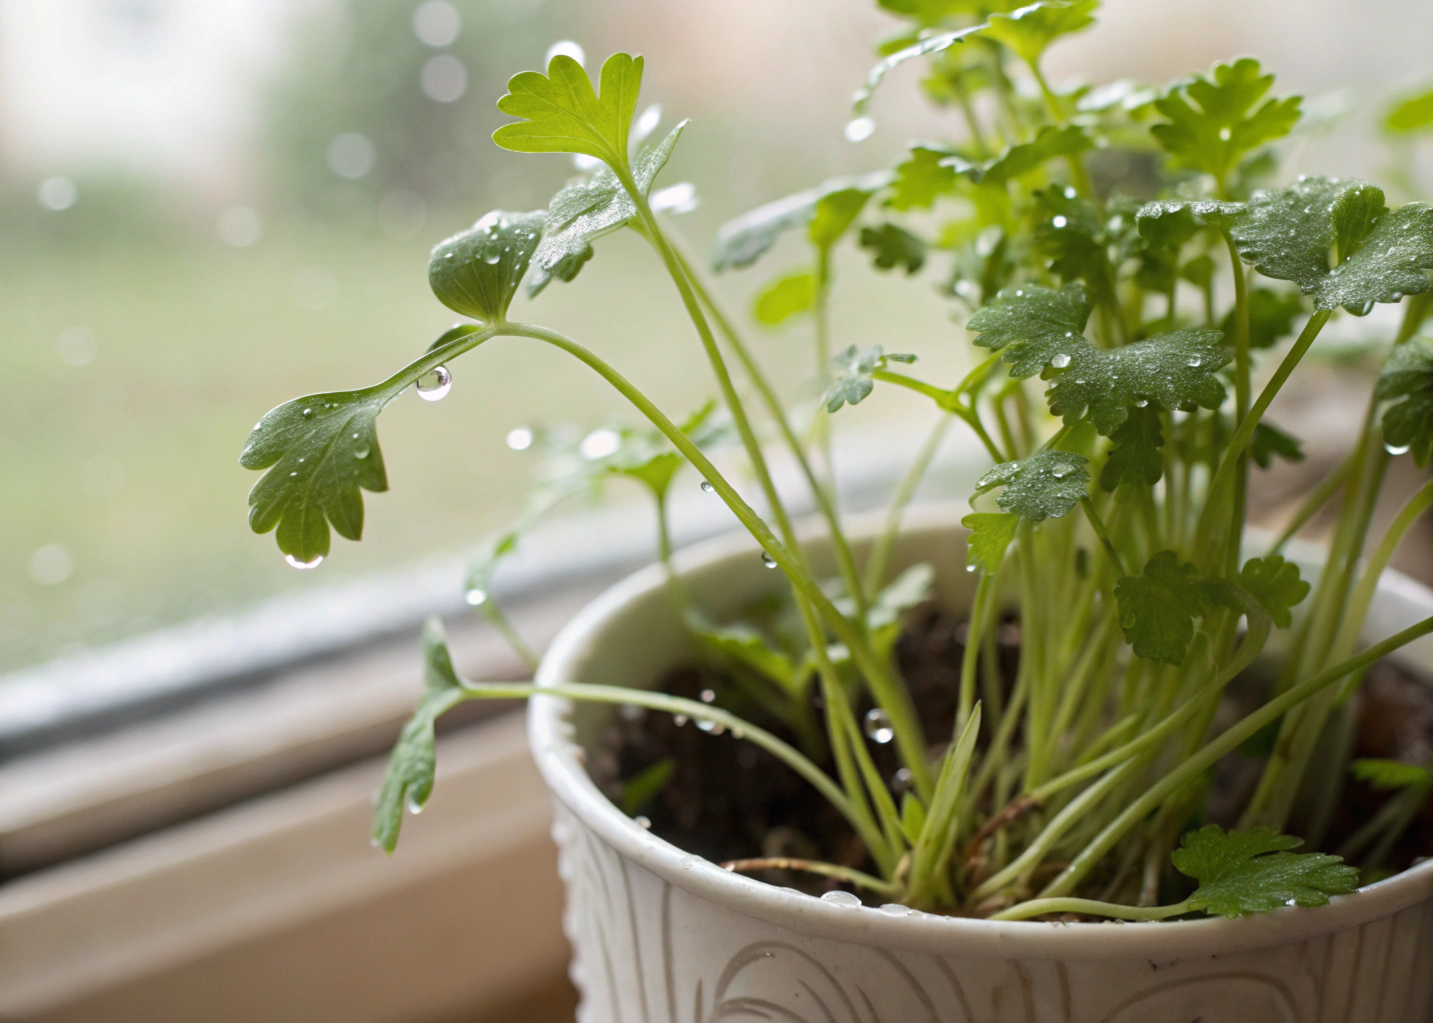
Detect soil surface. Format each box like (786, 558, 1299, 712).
(598, 608, 1433, 897)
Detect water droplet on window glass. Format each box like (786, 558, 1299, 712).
(761, 552, 778, 568)
(844, 116, 876, 142)
(821, 890, 862, 907)
(285, 554, 324, 570)
(417, 365, 452, 400)
(1051, 353, 1072, 369)
(700, 480, 715, 493)
(864, 708, 894, 743)
(465, 587, 488, 606)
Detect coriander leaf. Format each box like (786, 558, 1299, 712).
(711, 171, 893, 270)
(823, 344, 917, 412)
(887, 145, 960, 211)
(1136, 198, 1246, 235)
(620, 758, 675, 815)
(241, 386, 394, 564)
(859, 222, 927, 274)
(982, 0, 1098, 68)
(1173, 825, 1359, 918)
(753, 270, 817, 325)
(1351, 759, 1433, 790)
(493, 53, 643, 170)
(1034, 187, 1113, 298)
(690, 614, 800, 692)
(853, 22, 986, 113)
(1115, 550, 1229, 664)
(976, 125, 1093, 185)
(1046, 328, 1229, 435)
(429, 210, 546, 323)
(961, 512, 1020, 573)
(1224, 287, 1306, 350)
(1151, 59, 1302, 186)
(1249, 421, 1304, 469)
(528, 170, 631, 295)
(1100, 404, 1164, 492)
(1237, 555, 1309, 628)
(809, 187, 875, 248)
(1386, 89, 1433, 135)
(373, 618, 467, 852)
(966, 282, 1092, 378)
(1318, 202, 1433, 314)
(974, 449, 1090, 523)
(633, 120, 688, 194)
(1376, 337, 1433, 466)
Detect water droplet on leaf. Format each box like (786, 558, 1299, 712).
(864, 708, 894, 743)
(1386, 441, 1411, 456)
(1051, 353, 1072, 369)
(761, 552, 777, 568)
(417, 365, 452, 400)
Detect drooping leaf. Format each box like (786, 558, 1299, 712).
(1351, 759, 1433, 790)
(966, 282, 1092, 378)
(1224, 288, 1306, 350)
(753, 270, 818, 325)
(974, 449, 1090, 523)
(1249, 421, 1304, 469)
(1376, 337, 1433, 467)
(859, 222, 928, 274)
(241, 386, 393, 563)
(1231, 177, 1433, 314)
(1100, 404, 1164, 492)
(823, 344, 917, 412)
(1114, 550, 1230, 664)
(961, 512, 1020, 573)
(711, 171, 893, 271)
(1151, 58, 1302, 186)
(1046, 329, 1229, 435)
(1237, 556, 1310, 628)
(373, 617, 467, 853)
(493, 53, 644, 170)
(429, 210, 546, 323)
(1173, 825, 1359, 918)
(982, 0, 1098, 67)
(1385, 89, 1433, 135)
(528, 122, 688, 295)
(887, 145, 961, 211)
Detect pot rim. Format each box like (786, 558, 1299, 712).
(530, 505, 1433, 961)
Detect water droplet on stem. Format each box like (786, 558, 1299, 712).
(417, 365, 452, 400)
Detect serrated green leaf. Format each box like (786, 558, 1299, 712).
(1114, 550, 1229, 664)
(823, 344, 917, 412)
(1224, 288, 1306, 350)
(966, 282, 1091, 378)
(373, 618, 467, 853)
(1033, 187, 1112, 297)
(974, 449, 1090, 522)
(1231, 177, 1433, 313)
(887, 145, 960, 211)
(1173, 825, 1359, 918)
(429, 210, 546, 324)
(961, 512, 1019, 573)
(1351, 759, 1433, 790)
(860, 222, 927, 274)
(1386, 89, 1433, 135)
(711, 171, 893, 271)
(1237, 555, 1309, 628)
(1100, 404, 1164, 492)
(982, 0, 1098, 67)
(1047, 329, 1229, 435)
(1136, 198, 1247, 234)
(753, 270, 817, 325)
(241, 386, 393, 563)
(977, 125, 1093, 185)
(1151, 58, 1302, 186)
(1250, 421, 1304, 469)
(853, 22, 986, 113)
(1377, 337, 1433, 467)
(493, 53, 643, 170)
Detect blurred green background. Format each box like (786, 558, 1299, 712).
(2, 0, 1430, 674)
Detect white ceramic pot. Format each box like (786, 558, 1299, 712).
(530, 508, 1433, 1023)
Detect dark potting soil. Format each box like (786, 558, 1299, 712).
(598, 609, 1433, 895)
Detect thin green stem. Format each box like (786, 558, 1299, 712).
(720, 857, 901, 898)
(1080, 496, 1128, 576)
(480, 603, 540, 672)
(991, 896, 1193, 922)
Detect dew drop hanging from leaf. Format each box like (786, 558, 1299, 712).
(417, 365, 452, 401)
(761, 552, 777, 568)
(864, 708, 894, 743)
(285, 554, 324, 570)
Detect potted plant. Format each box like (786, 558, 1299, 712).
(239, 1, 1433, 1017)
